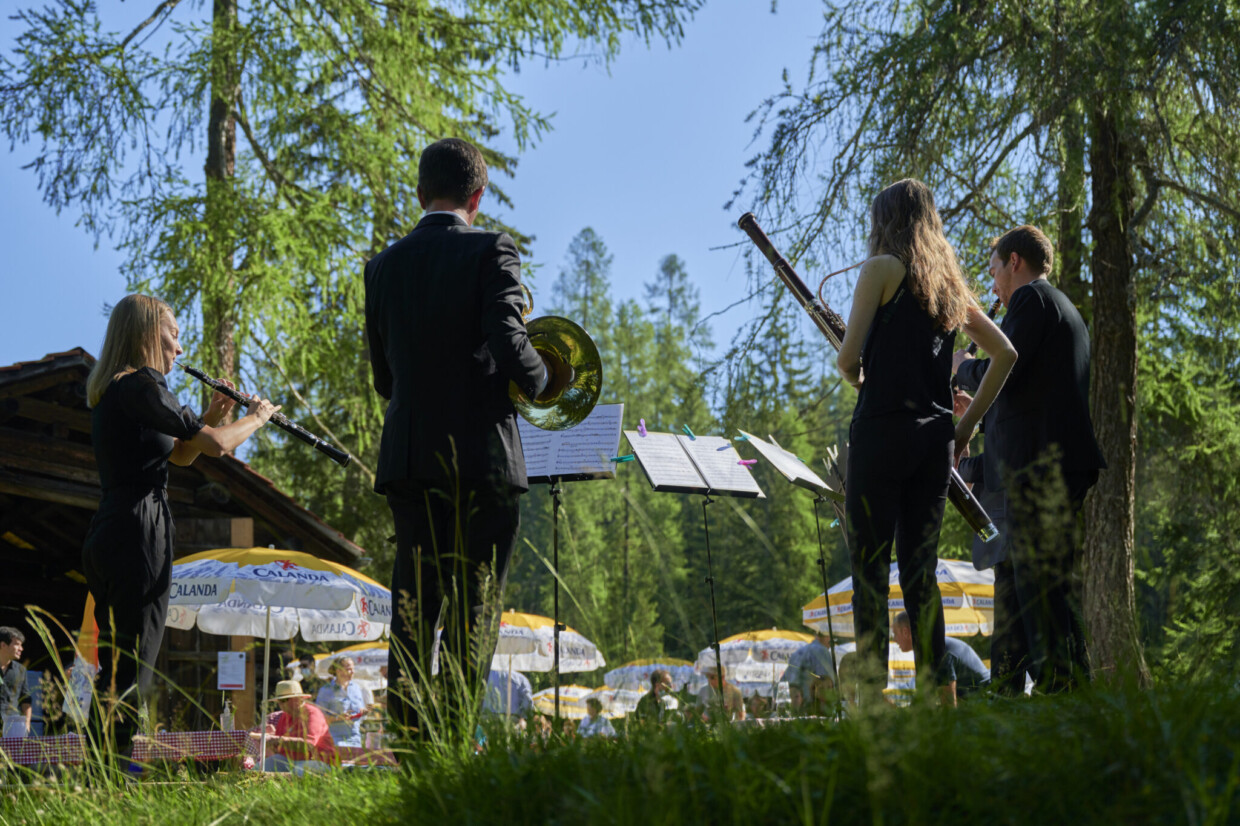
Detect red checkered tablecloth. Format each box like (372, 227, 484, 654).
(0, 734, 86, 766)
(128, 730, 397, 768)
(131, 730, 250, 763)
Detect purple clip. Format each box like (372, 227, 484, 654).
(738, 459, 757, 466)
(638, 418, 647, 437)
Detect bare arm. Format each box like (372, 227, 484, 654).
(837, 256, 903, 387)
(953, 306, 1016, 462)
(169, 398, 281, 466)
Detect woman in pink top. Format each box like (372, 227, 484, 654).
(256, 680, 337, 775)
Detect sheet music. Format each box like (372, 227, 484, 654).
(624, 430, 710, 493)
(519, 403, 623, 482)
(677, 434, 765, 499)
(738, 429, 835, 498)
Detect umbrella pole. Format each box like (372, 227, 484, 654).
(812, 496, 846, 719)
(551, 479, 563, 724)
(259, 605, 271, 772)
(700, 496, 726, 723)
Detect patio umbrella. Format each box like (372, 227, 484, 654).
(603, 658, 702, 692)
(490, 611, 606, 674)
(801, 558, 994, 637)
(584, 685, 642, 718)
(531, 685, 594, 719)
(695, 629, 812, 698)
(167, 547, 391, 769)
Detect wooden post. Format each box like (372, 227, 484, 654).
(229, 636, 255, 729)
(228, 516, 256, 727)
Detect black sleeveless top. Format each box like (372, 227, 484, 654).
(851, 277, 957, 423)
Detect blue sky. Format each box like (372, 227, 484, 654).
(0, 1, 828, 370)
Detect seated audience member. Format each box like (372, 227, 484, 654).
(633, 669, 675, 726)
(482, 668, 533, 719)
(892, 610, 990, 706)
(577, 698, 616, 738)
(745, 693, 772, 720)
(783, 631, 838, 713)
(696, 665, 746, 723)
(316, 657, 371, 746)
(256, 680, 337, 775)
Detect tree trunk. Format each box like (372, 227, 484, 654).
(204, 0, 239, 382)
(1057, 104, 1089, 322)
(1083, 104, 1150, 687)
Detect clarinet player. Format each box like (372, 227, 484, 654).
(82, 294, 279, 754)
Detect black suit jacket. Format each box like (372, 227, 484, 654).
(956, 278, 1105, 492)
(364, 213, 545, 494)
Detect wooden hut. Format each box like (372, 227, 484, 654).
(0, 349, 368, 729)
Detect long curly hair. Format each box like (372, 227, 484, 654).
(867, 179, 972, 331)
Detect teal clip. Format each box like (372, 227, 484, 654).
(681, 424, 696, 440)
(734, 433, 749, 441)
(610, 454, 635, 463)
(829, 519, 840, 528)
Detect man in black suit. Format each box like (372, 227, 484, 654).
(952, 225, 1106, 693)
(365, 138, 562, 733)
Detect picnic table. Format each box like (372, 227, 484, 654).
(0, 733, 86, 766)
(2, 731, 396, 768)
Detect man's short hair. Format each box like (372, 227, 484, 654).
(893, 610, 911, 629)
(0, 626, 24, 646)
(418, 138, 488, 206)
(991, 225, 1054, 277)
(650, 669, 671, 688)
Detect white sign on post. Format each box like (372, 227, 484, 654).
(217, 651, 247, 690)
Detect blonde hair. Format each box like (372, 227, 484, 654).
(329, 657, 355, 676)
(867, 179, 974, 331)
(86, 294, 174, 407)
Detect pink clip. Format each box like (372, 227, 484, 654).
(638, 418, 648, 437)
(738, 459, 757, 466)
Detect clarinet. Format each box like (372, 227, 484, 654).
(951, 297, 1002, 390)
(180, 364, 352, 468)
(737, 213, 999, 543)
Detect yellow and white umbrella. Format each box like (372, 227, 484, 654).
(604, 657, 701, 692)
(696, 629, 813, 697)
(167, 547, 390, 770)
(531, 685, 594, 719)
(491, 610, 606, 674)
(802, 558, 994, 637)
(584, 685, 642, 718)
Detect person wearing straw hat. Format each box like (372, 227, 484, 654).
(255, 680, 337, 775)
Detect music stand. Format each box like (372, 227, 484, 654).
(517, 403, 623, 721)
(624, 429, 765, 721)
(737, 430, 848, 718)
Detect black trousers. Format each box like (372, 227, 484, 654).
(81, 488, 173, 749)
(384, 478, 520, 734)
(1002, 466, 1096, 692)
(845, 416, 953, 684)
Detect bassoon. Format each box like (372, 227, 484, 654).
(737, 213, 998, 543)
(180, 364, 352, 468)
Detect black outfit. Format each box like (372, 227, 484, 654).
(956, 278, 1105, 692)
(365, 212, 545, 731)
(957, 431, 1026, 693)
(845, 277, 956, 684)
(82, 367, 202, 746)
(1, 658, 28, 718)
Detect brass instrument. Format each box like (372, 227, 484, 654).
(509, 285, 603, 431)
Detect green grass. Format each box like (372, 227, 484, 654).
(3, 678, 1237, 825)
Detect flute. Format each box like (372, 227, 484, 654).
(180, 364, 352, 468)
(737, 212, 999, 543)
